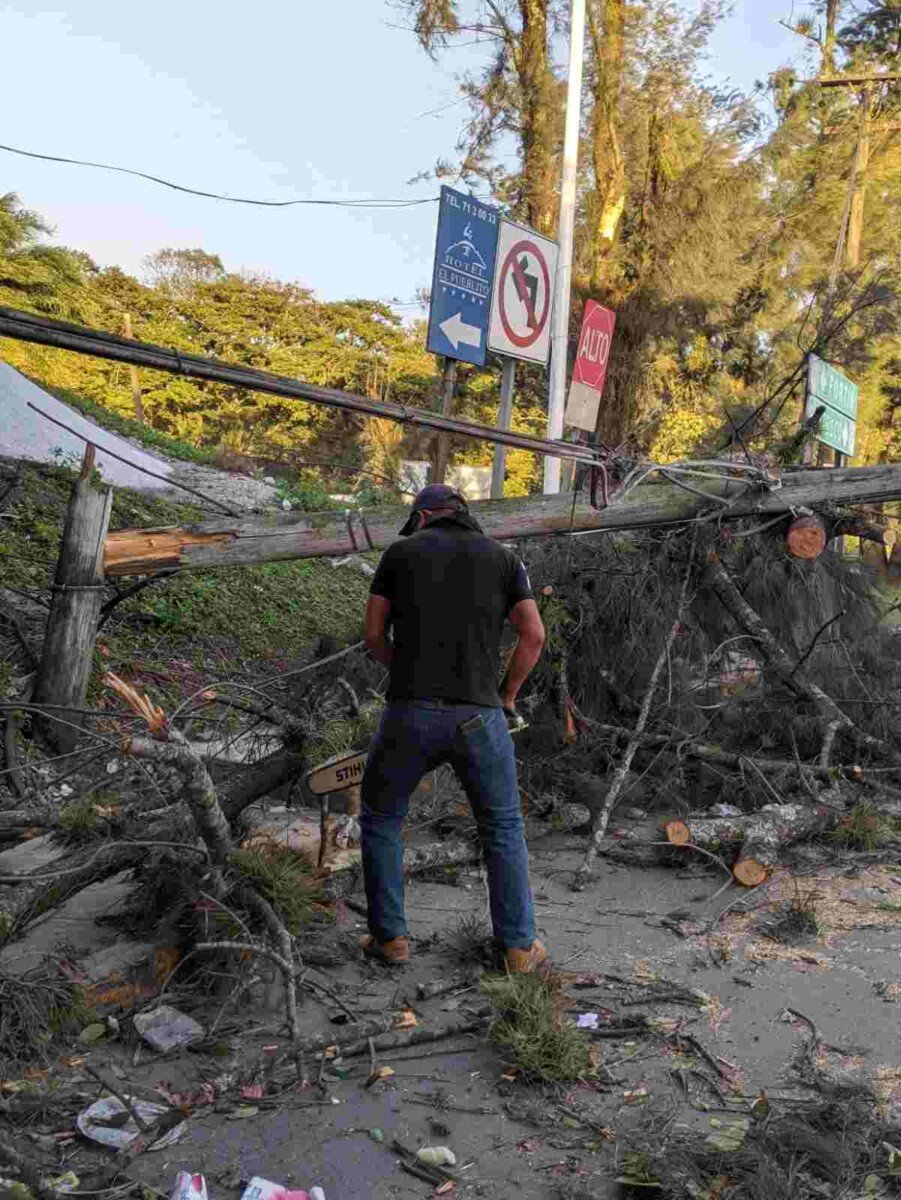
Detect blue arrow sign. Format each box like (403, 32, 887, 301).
(426, 186, 500, 367)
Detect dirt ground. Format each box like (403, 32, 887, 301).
(14, 818, 901, 1200)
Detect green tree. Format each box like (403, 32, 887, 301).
(403, 0, 564, 233)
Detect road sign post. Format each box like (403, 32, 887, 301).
(564, 300, 616, 432)
(490, 358, 516, 499)
(433, 357, 458, 485)
(427, 187, 501, 368)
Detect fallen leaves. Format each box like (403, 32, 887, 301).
(365, 1066, 395, 1088)
(706, 1116, 749, 1152)
(616, 1151, 661, 1189)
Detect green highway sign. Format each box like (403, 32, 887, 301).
(806, 355, 858, 457)
(805, 395, 856, 457)
(808, 354, 858, 419)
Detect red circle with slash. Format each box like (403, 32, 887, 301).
(497, 239, 552, 348)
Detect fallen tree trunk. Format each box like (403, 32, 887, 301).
(219, 748, 308, 821)
(0, 842, 148, 934)
(101, 463, 901, 575)
(665, 802, 840, 885)
(589, 723, 889, 781)
(322, 838, 480, 900)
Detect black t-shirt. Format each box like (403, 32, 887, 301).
(369, 517, 534, 707)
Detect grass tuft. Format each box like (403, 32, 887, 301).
(481, 972, 593, 1083)
(444, 913, 493, 967)
(830, 803, 900, 852)
(58, 799, 98, 837)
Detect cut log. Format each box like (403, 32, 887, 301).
(786, 515, 827, 560)
(663, 803, 840, 885)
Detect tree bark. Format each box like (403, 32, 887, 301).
(587, 0, 626, 287)
(517, 0, 558, 235)
(33, 447, 113, 750)
(220, 749, 308, 822)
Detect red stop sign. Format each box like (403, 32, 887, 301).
(572, 300, 616, 396)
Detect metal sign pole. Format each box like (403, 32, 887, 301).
(491, 358, 516, 499)
(432, 357, 458, 485)
(544, 0, 586, 495)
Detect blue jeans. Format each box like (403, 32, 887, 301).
(361, 700, 535, 950)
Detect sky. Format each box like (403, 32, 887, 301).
(1, 1, 806, 312)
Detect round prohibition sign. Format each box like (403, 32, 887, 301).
(498, 239, 552, 349)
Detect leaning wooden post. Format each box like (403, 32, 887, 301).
(34, 446, 113, 751)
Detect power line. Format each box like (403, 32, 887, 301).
(0, 306, 602, 466)
(0, 142, 439, 210)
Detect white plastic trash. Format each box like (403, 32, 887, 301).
(170, 1174, 209, 1200)
(77, 1096, 185, 1151)
(134, 1005, 205, 1052)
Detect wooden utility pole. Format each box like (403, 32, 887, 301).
(102, 462, 901, 577)
(34, 446, 113, 752)
(433, 357, 458, 485)
(122, 313, 144, 423)
(845, 94, 872, 270)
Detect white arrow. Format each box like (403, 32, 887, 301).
(439, 311, 482, 351)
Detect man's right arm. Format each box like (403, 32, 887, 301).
(364, 594, 394, 665)
(500, 598, 545, 710)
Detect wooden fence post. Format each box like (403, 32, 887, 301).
(34, 446, 113, 752)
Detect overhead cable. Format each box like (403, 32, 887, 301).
(0, 142, 438, 209)
(0, 306, 601, 466)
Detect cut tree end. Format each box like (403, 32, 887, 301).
(733, 858, 769, 887)
(665, 819, 691, 846)
(786, 515, 827, 561)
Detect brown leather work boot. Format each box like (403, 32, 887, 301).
(504, 939, 549, 975)
(359, 934, 410, 964)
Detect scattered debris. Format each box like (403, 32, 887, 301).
(170, 1173, 209, 1200)
(133, 1005, 205, 1053)
(76, 1096, 185, 1150)
(417, 1147, 457, 1167)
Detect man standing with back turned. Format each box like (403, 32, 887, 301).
(360, 484, 547, 972)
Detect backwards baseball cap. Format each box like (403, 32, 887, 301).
(398, 484, 469, 536)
